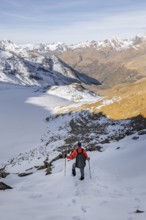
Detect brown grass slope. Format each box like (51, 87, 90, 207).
(59, 45, 146, 87)
(57, 78, 146, 120)
(84, 78, 146, 119)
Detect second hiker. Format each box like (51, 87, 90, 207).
(66, 142, 90, 180)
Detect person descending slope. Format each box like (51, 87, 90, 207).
(66, 142, 90, 180)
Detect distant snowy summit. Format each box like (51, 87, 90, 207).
(71, 35, 146, 51)
(1, 35, 146, 54)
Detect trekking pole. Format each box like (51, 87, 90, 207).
(88, 160, 91, 179)
(64, 157, 66, 176)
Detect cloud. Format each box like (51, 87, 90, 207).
(42, 8, 146, 43)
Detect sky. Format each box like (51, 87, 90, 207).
(0, 0, 146, 44)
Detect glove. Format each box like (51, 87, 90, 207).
(87, 157, 90, 161)
(64, 154, 67, 158)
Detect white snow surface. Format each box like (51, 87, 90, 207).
(0, 84, 146, 220)
(0, 83, 78, 165)
(1, 136, 146, 220)
(47, 84, 101, 102)
(0, 84, 48, 164)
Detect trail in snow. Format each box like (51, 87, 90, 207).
(0, 84, 146, 220)
(1, 135, 146, 220)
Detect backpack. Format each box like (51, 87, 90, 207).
(75, 148, 86, 168)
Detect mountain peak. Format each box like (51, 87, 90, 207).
(1, 34, 146, 54)
(0, 39, 17, 51)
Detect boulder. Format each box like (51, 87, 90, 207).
(138, 130, 146, 135)
(0, 171, 10, 178)
(132, 136, 139, 140)
(45, 166, 52, 175)
(0, 182, 12, 190)
(18, 172, 33, 177)
(135, 209, 144, 213)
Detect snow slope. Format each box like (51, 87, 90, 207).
(46, 84, 101, 103)
(0, 83, 73, 165)
(0, 83, 100, 165)
(0, 85, 48, 164)
(1, 135, 146, 220)
(0, 84, 146, 220)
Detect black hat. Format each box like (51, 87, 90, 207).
(77, 142, 81, 147)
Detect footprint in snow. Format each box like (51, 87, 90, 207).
(134, 197, 141, 203)
(72, 216, 81, 220)
(29, 193, 43, 199)
(99, 200, 109, 206)
(81, 206, 87, 213)
(72, 198, 76, 204)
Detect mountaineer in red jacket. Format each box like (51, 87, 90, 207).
(66, 142, 90, 180)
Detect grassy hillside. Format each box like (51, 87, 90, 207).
(59, 46, 146, 87)
(57, 78, 146, 120)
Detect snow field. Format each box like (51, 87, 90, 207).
(1, 136, 146, 220)
(0, 84, 146, 220)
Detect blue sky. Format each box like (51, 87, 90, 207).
(0, 0, 146, 44)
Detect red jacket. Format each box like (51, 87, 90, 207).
(67, 147, 89, 160)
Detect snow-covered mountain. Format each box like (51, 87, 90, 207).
(59, 36, 146, 87)
(0, 46, 99, 86)
(1, 35, 146, 87)
(70, 35, 146, 50)
(1, 35, 146, 54)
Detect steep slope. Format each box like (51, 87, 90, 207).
(0, 81, 146, 220)
(1, 122, 146, 220)
(60, 49, 140, 87)
(2, 137, 146, 219)
(0, 48, 99, 86)
(59, 36, 146, 87)
(1, 36, 146, 87)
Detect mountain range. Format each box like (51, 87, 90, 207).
(1, 36, 146, 120)
(1, 35, 146, 87)
(59, 35, 146, 87)
(0, 40, 100, 87)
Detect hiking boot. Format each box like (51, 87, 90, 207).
(80, 176, 84, 180)
(72, 169, 76, 176)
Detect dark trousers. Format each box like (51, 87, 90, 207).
(72, 163, 84, 177)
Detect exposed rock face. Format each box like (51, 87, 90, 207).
(18, 172, 33, 177)
(0, 171, 9, 178)
(0, 182, 12, 190)
(135, 209, 145, 214)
